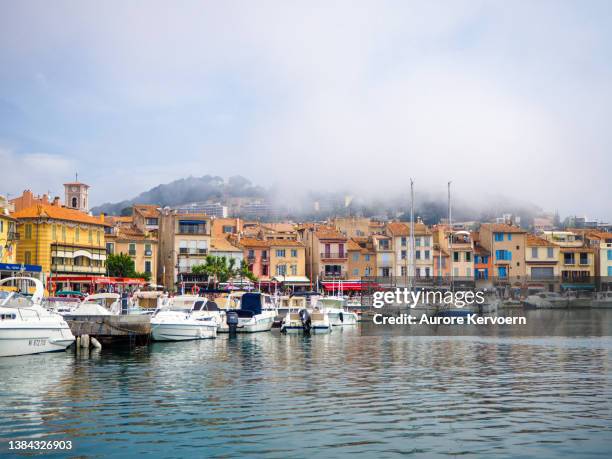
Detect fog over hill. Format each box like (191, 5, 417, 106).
(91, 175, 266, 216)
(92, 174, 545, 227)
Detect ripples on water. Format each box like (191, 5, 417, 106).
(1, 311, 612, 458)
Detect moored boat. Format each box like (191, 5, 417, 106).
(316, 297, 358, 326)
(0, 277, 75, 357)
(223, 292, 276, 333)
(523, 292, 569, 309)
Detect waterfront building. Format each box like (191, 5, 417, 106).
(297, 224, 348, 282)
(479, 223, 527, 283)
(268, 239, 306, 281)
(242, 222, 298, 241)
(541, 231, 595, 289)
(158, 210, 211, 289)
(347, 237, 376, 279)
(105, 223, 158, 281)
(332, 217, 372, 238)
(235, 237, 270, 279)
(386, 222, 434, 279)
(582, 231, 612, 289)
(132, 205, 160, 233)
(432, 247, 450, 280)
(525, 234, 560, 291)
(209, 236, 244, 265)
(433, 225, 474, 283)
(472, 231, 493, 286)
(9, 189, 56, 213)
(0, 196, 17, 264)
(371, 233, 394, 278)
(12, 203, 107, 282)
(211, 218, 242, 238)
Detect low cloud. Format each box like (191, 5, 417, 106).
(0, 147, 76, 199)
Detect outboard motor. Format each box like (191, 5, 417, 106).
(299, 309, 312, 335)
(226, 311, 239, 336)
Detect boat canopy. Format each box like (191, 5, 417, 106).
(241, 293, 262, 315)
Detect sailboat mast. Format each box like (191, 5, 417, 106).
(410, 179, 415, 291)
(448, 181, 453, 290)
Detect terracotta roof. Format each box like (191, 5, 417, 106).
(481, 223, 527, 234)
(386, 221, 430, 236)
(210, 237, 242, 252)
(266, 239, 304, 247)
(347, 239, 361, 251)
(585, 231, 612, 241)
(13, 204, 108, 226)
(315, 227, 346, 240)
(133, 205, 160, 218)
(235, 237, 269, 248)
(107, 215, 133, 225)
(526, 234, 556, 247)
(261, 223, 296, 233)
(108, 225, 157, 242)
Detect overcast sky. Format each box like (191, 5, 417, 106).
(1, 1, 611, 218)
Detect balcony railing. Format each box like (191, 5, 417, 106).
(178, 249, 208, 256)
(320, 252, 347, 259)
(145, 250, 153, 256)
(129, 251, 137, 256)
(7, 232, 19, 241)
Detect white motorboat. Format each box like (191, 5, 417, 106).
(66, 293, 122, 315)
(523, 292, 569, 309)
(223, 292, 276, 333)
(477, 296, 501, 314)
(316, 297, 358, 326)
(591, 291, 612, 308)
(150, 312, 216, 341)
(0, 277, 75, 357)
(281, 309, 332, 334)
(64, 293, 154, 316)
(166, 295, 224, 328)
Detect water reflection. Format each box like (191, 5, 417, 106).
(1, 312, 611, 458)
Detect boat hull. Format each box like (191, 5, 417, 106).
(326, 311, 358, 326)
(151, 323, 216, 341)
(0, 325, 75, 357)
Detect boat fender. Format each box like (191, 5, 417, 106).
(91, 337, 102, 350)
(339, 312, 344, 323)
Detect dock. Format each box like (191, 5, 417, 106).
(64, 314, 151, 345)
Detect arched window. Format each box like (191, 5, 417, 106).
(72, 197, 78, 208)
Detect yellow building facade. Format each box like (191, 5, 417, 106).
(0, 200, 18, 264)
(12, 204, 107, 280)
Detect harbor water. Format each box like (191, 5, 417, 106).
(1, 309, 612, 458)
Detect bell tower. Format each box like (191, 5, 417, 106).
(64, 174, 90, 213)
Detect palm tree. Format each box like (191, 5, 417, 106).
(191, 256, 255, 289)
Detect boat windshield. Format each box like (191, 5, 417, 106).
(0, 291, 34, 308)
(316, 298, 346, 309)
